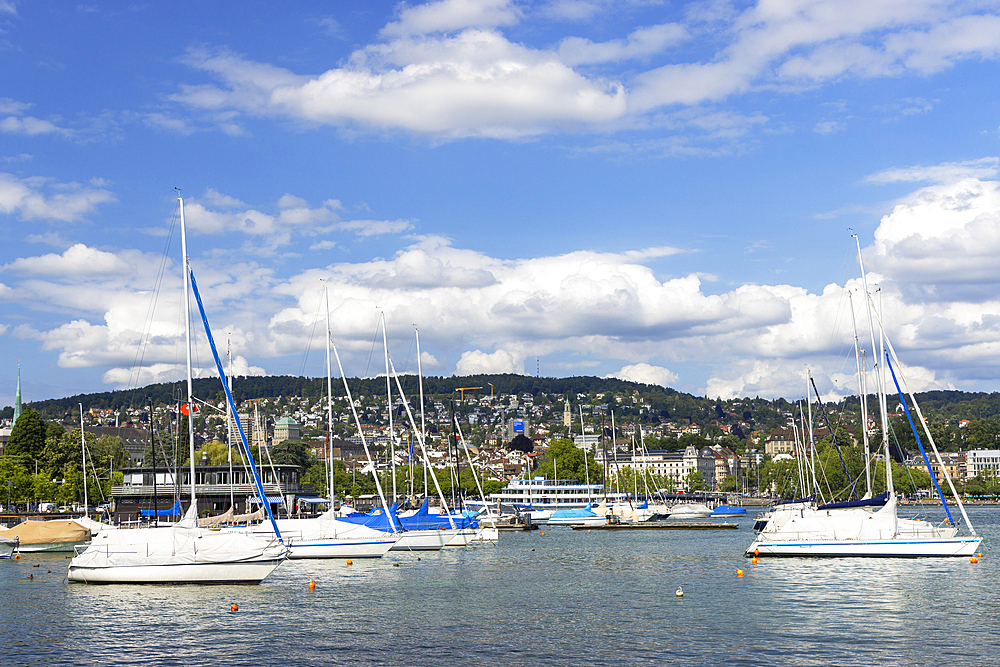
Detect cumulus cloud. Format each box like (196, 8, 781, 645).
(606, 362, 678, 387)
(557, 23, 688, 65)
(15, 162, 1000, 399)
(632, 1, 1000, 111)
(381, 0, 521, 36)
(0, 173, 116, 222)
(173, 31, 626, 139)
(455, 348, 524, 375)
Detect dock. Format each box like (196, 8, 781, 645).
(572, 521, 739, 531)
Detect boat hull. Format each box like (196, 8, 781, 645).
(747, 536, 982, 558)
(547, 516, 607, 527)
(0, 536, 16, 559)
(390, 529, 458, 551)
(67, 557, 285, 584)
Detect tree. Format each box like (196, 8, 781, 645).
(269, 440, 317, 471)
(684, 469, 707, 491)
(5, 408, 47, 459)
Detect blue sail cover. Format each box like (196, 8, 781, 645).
(339, 503, 403, 531)
(818, 492, 889, 510)
(398, 498, 478, 531)
(140, 499, 181, 516)
(550, 506, 597, 520)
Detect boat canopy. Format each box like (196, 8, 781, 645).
(140, 499, 182, 516)
(817, 492, 889, 511)
(5, 519, 89, 545)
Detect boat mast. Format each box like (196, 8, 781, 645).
(179, 196, 197, 511)
(324, 285, 335, 508)
(848, 290, 872, 498)
(80, 403, 87, 515)
(380, 312, 396, 504)
(227, 334, 234, 511)
(415, 327, 426, 503)
(579, 405, 590, 503)
(855, 234, 892, 498)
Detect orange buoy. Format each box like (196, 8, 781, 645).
(971, 557, 978, 564)
(754, 549, 759, 557)
(346, 560, 353, 566)
(541, 532, 545, 536)
(14, 553, 20, 560)
(736, 569, 744, 577)
(978, 552, 983, 558)
(752, 557, 758, 566)
(230, 603, 239, 612)
(308, 579, 315, 590)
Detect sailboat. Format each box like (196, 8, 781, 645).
(746, 239, 982, 558)
(68, 196, 289, 583)
(234, 288, 399, 559)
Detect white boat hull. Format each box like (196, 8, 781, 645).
(747, 536, 982, 558)
(67, 557, 285, 583)
(443, 529, 482, 547)
(390, 529, 458, 551)
(287, 538, 396, 559)
(0, 536, 16, 559)
(17, 540, 87, 553)
(547, 516, 607, 527)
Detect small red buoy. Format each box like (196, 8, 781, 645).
(346, 560, 353, 566)
(308, 579, 315, 590)
(230, 603, 239, 612)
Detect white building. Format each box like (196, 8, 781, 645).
(966, 449, 1000, 479)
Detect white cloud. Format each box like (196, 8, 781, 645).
(15, 163, 1000, 399)
(455, 348, 524, 375)
(174, 30, 626, 139)
(606, 362, 678, 387)
(0, 173, 116, 222)
(4, 243, 136, 277)
(381, 0, 521, 36)
(866, 157, 999, 185)
(632, 1, 1000, 111)
(557, 23, 687, 65)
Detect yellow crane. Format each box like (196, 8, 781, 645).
(456, 386, 482, 401)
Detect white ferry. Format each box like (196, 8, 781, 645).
(469, 477, 615, 524)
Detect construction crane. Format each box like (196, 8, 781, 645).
(456, 386, 482, 402)
(487, 382, 494, 398)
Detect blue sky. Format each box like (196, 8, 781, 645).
(3, 0, 1000, 405)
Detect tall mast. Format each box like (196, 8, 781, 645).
(80, 403, 87, 514)
(179, 196, 196, 509)
(380, 312, 396, 503)
(415, 327, 426, 503)
(579, 405, 590, 503)
(227, 334, 234, 510)
(324, 285, 335, 507)
(848, 291, 872, 498)
(855, 234, 892, 496)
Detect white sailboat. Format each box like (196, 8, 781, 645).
(238, 288, 399, 559)
(68, 196, 289, 583)
(747, 238, 982, 558)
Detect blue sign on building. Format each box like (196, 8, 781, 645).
(513, 420, 524, 434)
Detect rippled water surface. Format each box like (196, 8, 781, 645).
(3, 507, 999, 666)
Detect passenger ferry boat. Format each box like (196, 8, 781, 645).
(467, 477, 617, 524)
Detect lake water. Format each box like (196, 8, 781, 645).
(3, 506, 999, 666)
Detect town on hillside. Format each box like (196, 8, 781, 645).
(3, 373, 1000, 516)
